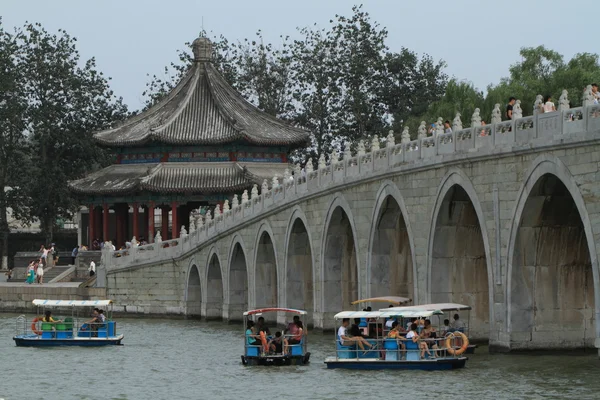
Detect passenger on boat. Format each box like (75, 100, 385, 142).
(268, 331, 288, 354)
(420, 319, 439, 358)
(450, 314, 465, 332)
(256, 316, 271, 336)
(338, 318, 373, 351)
(287, 321, 303, 345)
(42, 310, 62, 324)
(284, 315, 300, 335)
(387, 321, 406, 352)
(84, 309, 102, 336)
(245, 321, 261, 346)
(405, 317, 417, 331)
(406, 323, 429, 359)
(350, 318, 367, 338)
(441, 319, 450, 335)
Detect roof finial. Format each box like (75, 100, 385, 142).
(192, 36, 213, 63)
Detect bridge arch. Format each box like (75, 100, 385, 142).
(253, 223, 279, 308)
(283, 207, 315, 315)
(321, 193, 360, 312)
(205, 246, 224, 320)
(507, 154, 598, 349)
(367, 181, 416, 302)
(185, 259, 202, 318)
(428, 168, 494, 340)
(227, 234, 249, 319)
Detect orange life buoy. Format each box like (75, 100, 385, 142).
(259, 331, 269, 353)
(445, 331, 469, 356)
(31, 317, 42, 335)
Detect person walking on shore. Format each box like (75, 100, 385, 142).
(36, 262, 44, 284)
(89, 260, 96, 277)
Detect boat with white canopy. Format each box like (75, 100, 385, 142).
(389, 303, 476, 353)
(13, 299, 124, 347)
(242, 307, 310, 366)
(324, 306, 468, 370)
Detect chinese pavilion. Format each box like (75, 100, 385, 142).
(69, 37, 309, 248)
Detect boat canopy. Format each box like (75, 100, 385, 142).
(32, 299, 113, 307)
(384, 303, 471, 314)
(243, 307, 307, 316)
(334, 309, 442, 319)
(350, 296, 411, 306)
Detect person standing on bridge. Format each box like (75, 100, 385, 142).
(89, 260, 96, 277)
(505, 97, 516, 120)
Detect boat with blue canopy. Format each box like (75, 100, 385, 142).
(241, 307, 310, 366)
(13, 299, 124, 347)
(324, 306, 468, 370)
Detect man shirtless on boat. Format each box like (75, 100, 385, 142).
(338, 318, 373, 351)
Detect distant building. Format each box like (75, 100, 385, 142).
(68, 37, 310, 249)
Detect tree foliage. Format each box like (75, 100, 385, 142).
(0, 21, 128, 244)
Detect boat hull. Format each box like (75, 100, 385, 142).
(242, 352, 311, 366)
(324, 356, 467, 370)
(14, 334, 124, 347)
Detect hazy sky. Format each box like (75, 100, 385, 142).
(2, 0, 596, 111)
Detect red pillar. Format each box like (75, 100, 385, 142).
(133, 202, 139, 240)
(88, 205, 95, 248)
(94, 206, 102, 241)
(171, 201, 179, 239)
(102, 203, 109, 242)
(148, 201, 155, 243)
(161, 206, 169, 240)
(115, 204, 124, 249)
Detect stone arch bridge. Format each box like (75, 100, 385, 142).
(103, 105, 600, 351)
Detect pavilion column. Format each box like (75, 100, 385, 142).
(94, 206, 103, 242)
(102, 203, 110, 243)
(133, 202, 139, 240)
(88, 204, 95, 249)
(148, 201, 155, 243)
(171, 201, 179, 239)
(161, 206, 169, 240)
(115, 205, 123, 249)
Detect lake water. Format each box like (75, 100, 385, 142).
(0, 314, 598, 400)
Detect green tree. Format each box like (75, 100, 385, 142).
(13, 23, 128, 244)
(484, 46, 600, 116)
(0, 20, 28, 268)
(381, 49, 448, 137)
(404, 79, 484, 135)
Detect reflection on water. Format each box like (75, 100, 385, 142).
(0, 314, 598, 400)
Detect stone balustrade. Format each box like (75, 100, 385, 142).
(103, 103, 600, 271)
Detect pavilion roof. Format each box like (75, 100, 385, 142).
(93, 38, 310, 148)
(68, 162, 290, 196)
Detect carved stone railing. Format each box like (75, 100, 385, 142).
(104, 105, 600, 272)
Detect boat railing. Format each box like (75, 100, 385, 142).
(244, 332, 307, 357)
(15, 315, 28, 336)
(20, 316, 118, 339)
(335, 334, 468, 361)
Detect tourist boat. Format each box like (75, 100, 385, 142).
(13, 299, 124, 347)
(241, 307, 310, 366)
(324, 306, 468, 370)
(394, 303, 477, 354)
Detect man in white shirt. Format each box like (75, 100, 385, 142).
(338, 318, 372, 351)
(89, 260, 96, 277)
